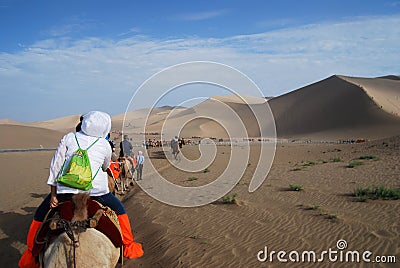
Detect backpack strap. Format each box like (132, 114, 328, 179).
(87, 137, 101, 180)
(74, 134, 81, 149)
(86, 138, 100, 150)
(92, 166, 101, 180)
(74, 134, 100, 150)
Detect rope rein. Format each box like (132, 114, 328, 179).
(46, 209, 104, 268)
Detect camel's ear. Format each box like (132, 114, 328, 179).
(50, 214, 60, 230)
(89, 209, 104, 228)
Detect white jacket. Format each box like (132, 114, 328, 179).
(47, 111, 112, 196)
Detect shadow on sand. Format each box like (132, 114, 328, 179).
(0, 207, 36, 267)
(149, 150, 167, 159)
(0, 193, 46, 266)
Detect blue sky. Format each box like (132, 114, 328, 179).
(0, 0, 399, 122)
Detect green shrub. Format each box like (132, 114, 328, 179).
(347, 161, 364, 168)
(221, 193, 238, 204)
(331, 157, 342, 162)
(317, 211, 326, 216)
(188, 177, 198, 181)
(373, 185, 400, 200)
(354, 187, 371, 197)
(327, 214, 338, 220)
(302, 161, 316, 167)
(354, 185, 400, 200)
(289, 184, 303, 191)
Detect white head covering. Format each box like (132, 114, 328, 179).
(81, 111, 111, 138)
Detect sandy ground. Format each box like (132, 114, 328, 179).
(1, 138, 399, 267)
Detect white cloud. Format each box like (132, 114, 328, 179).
(386, 1, 400, 7)
(43, 16, 96, 37)
(255, 18, 297, 30)
(0, 15, 399, 121)
(172, 9, 229, 21)
(118, 27, 142, 37)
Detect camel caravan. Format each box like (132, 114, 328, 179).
(107, 153, 136, 196)
(19, 111, 143, 268)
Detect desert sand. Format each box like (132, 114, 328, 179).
(0, 75, 399, 267)
(1, 137, 399, 267)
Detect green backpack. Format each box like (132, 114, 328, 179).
(56, 134, 100, 190)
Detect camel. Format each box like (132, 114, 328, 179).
(106, 158, 134, 195)
(117, 157, 135, 194)
(41, 194, 120, 267)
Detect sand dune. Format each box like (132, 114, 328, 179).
(339, 75, 400, 116)
(2, 75, 399, 142)
(269, 75, 400, 140)
(138, 75, 400, 141)
(143, 96, 273, 140)
(0, 124, 63, 149)
(0, 114, 81, 133)
(31, 114, 82, 133)
(115, 106, 187, 135)
(212, 94, 267, 104)
(0, 119, 21, 125)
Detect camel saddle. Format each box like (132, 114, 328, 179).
(32, 198, 123, 256)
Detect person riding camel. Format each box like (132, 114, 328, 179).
(120, 134, 136, 170)
(19, 111, 143, 268)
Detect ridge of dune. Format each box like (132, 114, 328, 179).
(377, 75, 400, 80)
(119, 106, 189, 135)
(269, 75, 400, 140)
(145, 97, 270, 139)
(0, 119, 20, 124)
(0, 114, 81, 133)
(113, 106, 182, 122)
(212, 94, 267, 104)
(0, 124, 64, 149)
(31, 114, 81, 132)
(337, 75, 400, 117)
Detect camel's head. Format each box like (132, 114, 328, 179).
(71, 193, 90, 222)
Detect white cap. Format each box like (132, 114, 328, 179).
(81, 111, 111, 138)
